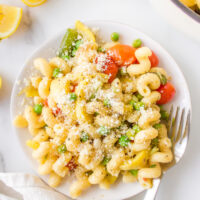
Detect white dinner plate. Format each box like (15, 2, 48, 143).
(10, 20, 192, 200)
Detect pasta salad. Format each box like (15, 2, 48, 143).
(13, 21, 176, 199)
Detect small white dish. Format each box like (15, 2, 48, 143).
(10, 20, 192, 200)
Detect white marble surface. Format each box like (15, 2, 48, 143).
(0, 0, 200, 199)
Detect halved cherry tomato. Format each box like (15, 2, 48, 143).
(157, 82, 176, 105)
(108, 44, 136, 66)
(95, 54, 118, 83)
(149, 51, 159, 67)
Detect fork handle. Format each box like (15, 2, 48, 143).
(143, 179, 161, 200)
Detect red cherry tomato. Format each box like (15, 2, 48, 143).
(95, 54, 118, 83)
(108, 44, 136, 66)
(149, 51, 159, 67)
(157, 82, 176, 105)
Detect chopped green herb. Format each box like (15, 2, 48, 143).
(151, 138, 159, 147)
(71, 48, 77, 57)
(75, 40, 82, 49)
(53, 68, 62, 78)
(119, 67, 127, 76)
(133, 102, 145, 111)
(61, 54, 70, 60)
(155, 72, 167, 85)
(57, 144, 67, 153)
(119, 135, 130, 147)
(132, 39, 142, 48)
(103, 98, 111, 107)
(33, 104, 43, 115)
(160, 110, 169, 121)
(69, 93, 77, 102)
(101, 157, 111, 166)
(129, 95, 138, 106)
(111, 32, 119, 42)
(97, 126, 110, 136)
(97, 47, 106, 53)
(126, 125, 141, 140)
(135, 92, 143, 101)
(153, 123, 161, 129)
(150, 146, 159, 155)
(85, 170, 93, 176)
(94, 112, 99, 116)
(80, 132, 89, 142)
(150, 164, 156, 168)
(129, 169, 139, 176)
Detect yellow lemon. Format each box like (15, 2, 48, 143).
(75, 20, 96, 42)
(0, 5, 22, 39)
(21, 0, 46, 7)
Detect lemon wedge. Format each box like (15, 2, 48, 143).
(21, 0, 46, 7)
(0, 77, 2, 89)
(75, 20, 96, 42)
(0, 5, 22, 39)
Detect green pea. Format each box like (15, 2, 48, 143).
(153, 123, 161, 129)
(119, 135, 130, 147)
(133, 102, 145, 111)
(160, 110, 169, 121)
(111, 32, 119, 42)
(97, 126, 110, 136)
(150, 164, 156, 168)
(101, 157, 111, 166)
(53, 68, 62, 78)
(104, 98, 111, 107)
(151, 138, 159, 147)
(129, 169, 138, 176)
(57, 144, 67, 153)
(80, 132, 89, 142)
(69, 93, 77, 102)
(132, 39, 142, 48)
(33, 104, 43, 115)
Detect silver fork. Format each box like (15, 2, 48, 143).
(143, 106, 191, 200)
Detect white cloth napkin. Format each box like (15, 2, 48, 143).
(0, 173, 70, 200)
(0, 173, 145, 200)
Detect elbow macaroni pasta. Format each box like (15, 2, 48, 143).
(13, 22, 174, 198)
